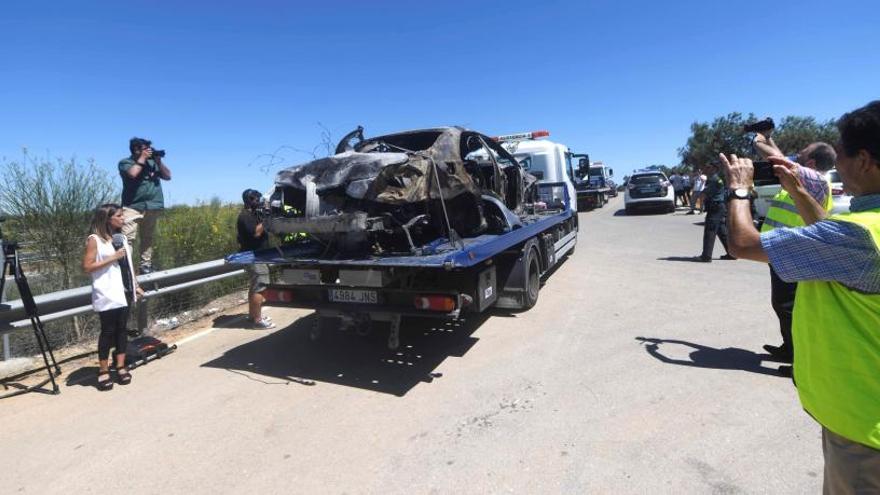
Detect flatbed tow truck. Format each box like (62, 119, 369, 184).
(573, 158, 615, 210)
(226, 129, 578, 349)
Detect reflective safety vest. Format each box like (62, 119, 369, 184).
(760, 177, 833, 232)
(792, 208, 880, 449)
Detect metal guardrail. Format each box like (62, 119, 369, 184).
(0, 259, 244, 360)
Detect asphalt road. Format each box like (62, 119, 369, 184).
(0, 197, 823, 494)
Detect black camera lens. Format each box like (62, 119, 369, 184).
(152, 149, 166, 158)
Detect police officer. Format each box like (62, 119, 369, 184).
(694, 162, 736, 262)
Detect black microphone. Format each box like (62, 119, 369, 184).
(112, 234, 135, 304)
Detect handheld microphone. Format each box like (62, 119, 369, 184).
(111, 233, 126, 250)
(112, 234, 135, 304)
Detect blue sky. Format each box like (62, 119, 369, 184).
(2, 0, 878, 205)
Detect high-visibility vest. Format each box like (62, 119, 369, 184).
(791, 208, 880, 449)
(760, 177, 833, 232)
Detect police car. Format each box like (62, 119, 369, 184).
(624, 170, 675, 214)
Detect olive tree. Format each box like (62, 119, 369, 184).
(0, 151, 118, 291)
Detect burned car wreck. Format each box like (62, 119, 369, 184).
(264, 126, 538, 255)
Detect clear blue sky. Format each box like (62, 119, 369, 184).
(2, 0, 878, 205)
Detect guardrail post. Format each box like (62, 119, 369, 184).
(2, 334, 9, 361)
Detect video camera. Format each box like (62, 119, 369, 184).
(743, 118, 775, 134)
(151, 149, 166, 158)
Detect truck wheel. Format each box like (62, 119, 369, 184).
(523, 248, 540, 309)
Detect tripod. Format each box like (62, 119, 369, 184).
(0, 237, 61, 397)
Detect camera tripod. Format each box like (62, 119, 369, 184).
(0, 237, 61, 398)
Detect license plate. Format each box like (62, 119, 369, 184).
(328, 289, 378, 304)
(639, 187, 657, 193)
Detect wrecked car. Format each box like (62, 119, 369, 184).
(264, 126, 538, 255)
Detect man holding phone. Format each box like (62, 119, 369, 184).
(720, 100, 880, 491)
(750, 128, 835, 372)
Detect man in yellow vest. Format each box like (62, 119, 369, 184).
(753, 136, 836, 372)
(721, 101, 880, 493)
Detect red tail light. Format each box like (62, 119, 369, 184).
(263, 289, 294, 303)
(414, 295, 456, 312)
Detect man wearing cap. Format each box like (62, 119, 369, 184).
(119, 137, 171, 274)
(237, 189, 275, 330)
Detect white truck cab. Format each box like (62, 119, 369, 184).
(494, 130, 579, 215)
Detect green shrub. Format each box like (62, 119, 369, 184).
(152, 199, 241, 269)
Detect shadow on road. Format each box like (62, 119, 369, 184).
(202, 312, 490, 396)
(656, 256, 704, 263)
(65, 365, 100, 388)
(635, 337, 783, 377)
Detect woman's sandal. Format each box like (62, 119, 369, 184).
(116, 368, 132, 385)
(97, 371, 114, 391)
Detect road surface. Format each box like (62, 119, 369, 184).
(0, 198, 822, 494)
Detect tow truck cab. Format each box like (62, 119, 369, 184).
(494, 130, 579, 217)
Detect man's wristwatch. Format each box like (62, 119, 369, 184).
(727, 188, 750, 201)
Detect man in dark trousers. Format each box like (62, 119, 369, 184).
(237, 189, 275, 330)
(694, 162, 736, 262)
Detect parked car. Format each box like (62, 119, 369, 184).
(754, 168, 851, 219)
(624, 170, 675, 214)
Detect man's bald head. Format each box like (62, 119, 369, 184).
(799, 142, 837, 172)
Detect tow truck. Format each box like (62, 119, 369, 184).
(573, 158, 615, 211)
(226, 128, 578, 350)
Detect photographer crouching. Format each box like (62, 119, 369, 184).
(237, 189, 275, 330)
(721, 101, 880, 492)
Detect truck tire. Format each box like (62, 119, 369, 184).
(523, 248, 540, 309)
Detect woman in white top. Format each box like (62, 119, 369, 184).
(81, 204, 142, 391)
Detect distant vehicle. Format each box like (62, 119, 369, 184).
(573, 159, 614, 210)
(754, 168, 851, 219)
(624, 170, 675, 214)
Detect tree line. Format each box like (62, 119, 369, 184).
(634, 113, 840, 180)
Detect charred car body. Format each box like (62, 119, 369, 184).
(264, 127, 537, 255)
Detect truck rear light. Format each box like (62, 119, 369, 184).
(414, 295, 456, 312)
(263, 288, 294, 303)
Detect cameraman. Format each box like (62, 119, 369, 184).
(749, 124, 835, 369)
(721, 100, 880, 492)
(237, 189, 275, 330)
(119, 137, 172, 274)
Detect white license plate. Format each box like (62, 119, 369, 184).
(328, 289, 378, 304)
(640, 187, 657, 193)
